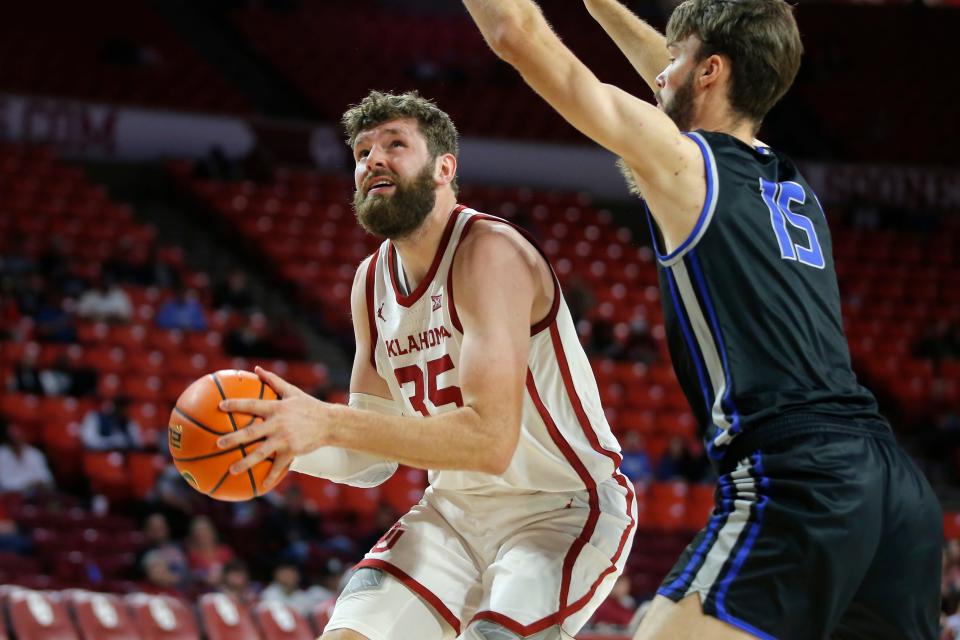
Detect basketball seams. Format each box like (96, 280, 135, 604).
(207, 469, 232, 497)
(210, 371, 259, 498)
(170, 441, 264, 463)
(172, 406, 232, 436)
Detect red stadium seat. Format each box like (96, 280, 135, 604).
(253, 601, 313, 640)
(647, 482, 689, 532)
(340, 485, 381, 518)
(197, 593, 259, 640)
(295, 477, 341, 514)
(66, 590, 141, 640)
(381, 467, 427, 514)
(125, 593, 201, 640)
(83, 451, 130, 500)
(6, 588, 79, 640)
(684, 483, 716, 532)
(128, 452, 169, 499)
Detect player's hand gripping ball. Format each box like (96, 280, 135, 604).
(168, 369, 288, 501)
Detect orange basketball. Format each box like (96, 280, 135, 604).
(167, 369, 287, 501)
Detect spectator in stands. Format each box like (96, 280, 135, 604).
(219, 559, 257, 604)
(104, 242, 181, 289)
(655, 436, 706, 483)
(0, 244, 36, 279)
(588, 574, 636, 632)
(589, 316, 617, 357)
(10, 342, 45, 395)
(0, 419, 56, 495)
(75, 274, 133, 323)
(12, 348, 98, 397)
(357, 505, 402, 557)
(186, 515, 235, 586)
(80, 396, 144, 451)
(261, 561, 331, 616)
(194, 145, 240, 181)
(944, 596, 960, 640)
(33, 289, 77, 343)
(147, 450, 204, 535)
(141, 548, 185, 597)
(943, 540, 960, 603)
(612, 309, 658, 364)
(14, 273, 46, 320)
(38, 237, 86, 298)
(915, 320, 960, 361)
(262, 484, 319, 564)
(52, 353, 98, 397)
(619, 431, 653, 484)
(225, 312, 278, 358)
(155, 287, 208, 332)
(212, 268, 256, 313)
(565, 275, 594, 325)
(136, 513, 189, 585)
(0, 500, 31, 555)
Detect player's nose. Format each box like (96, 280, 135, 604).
(366, 143, 388, 167)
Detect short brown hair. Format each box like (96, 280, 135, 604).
(666, 0, 803, 127)
(342, 90, 459, 160)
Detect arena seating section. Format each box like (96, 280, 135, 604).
(0, 0, 247, 113)
(228, 1, 958, 163)
(230, 0, 649, 143)
(2, 140, 959, 638)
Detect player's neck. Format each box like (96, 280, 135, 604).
(391, 190, 459, 289)
(694, 103, 756, 147)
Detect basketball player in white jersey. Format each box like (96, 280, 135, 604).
(216, 91, 636, 640)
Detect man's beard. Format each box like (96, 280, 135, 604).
(662, 70, 697, 132)
(353, 163, 437, 240)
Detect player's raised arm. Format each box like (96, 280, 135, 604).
(583, 0, 670, 95)
(462, 0, 704, 250)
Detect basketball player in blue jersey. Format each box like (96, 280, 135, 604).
(217, 91, 636, 639)
(464, 0, 941, 638)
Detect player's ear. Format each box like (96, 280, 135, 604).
(698, 53, 725, 90)
(435, 153, 457, 187)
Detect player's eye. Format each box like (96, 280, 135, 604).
(357, 148, 370, 159)
(391, 140, 405, 148)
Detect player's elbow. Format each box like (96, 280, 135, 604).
(482, 445, 514, 476)
(481, 423, 519, 476)
(487, 16, 527, 65)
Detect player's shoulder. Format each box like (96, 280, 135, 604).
(353, 246, 384, 284)
(456, 213, 541, 274)
(457, 213, 538, 257)
(350, 248, 383, 305)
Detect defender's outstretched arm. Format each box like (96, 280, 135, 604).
(462, 0, 704, 251)
(583, 0, 670, 95)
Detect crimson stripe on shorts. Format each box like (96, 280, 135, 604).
(525, 370, 600, 612)
(365, 248, 380, 370)
(549, 322, 637, 592)
(355, 558, 461, 635)
(472, 327, 638, 636)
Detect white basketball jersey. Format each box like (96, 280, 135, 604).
(362, 206, 624, 495)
